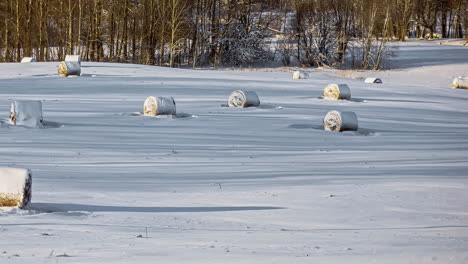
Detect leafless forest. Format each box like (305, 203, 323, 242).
(0, 0, 466, 69)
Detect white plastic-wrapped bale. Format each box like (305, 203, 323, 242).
(292, 71, 309, 79)
(364, 77, 382, 84)
(452, 76, 468, 89)
(58, 61, 81, 77)
(21, 57, 37, 63)
(143, 96, 176, 116)
(323, 110, 358, 132)
(65, 54, 81, 65)
(228, 90, 260, 108)
(323, 84, 352, 100)
(0, 168, 32, 208)
(9, 100, 44, 128)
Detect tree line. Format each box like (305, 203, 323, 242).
(0, 0, 466, 69)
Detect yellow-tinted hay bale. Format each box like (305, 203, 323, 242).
(292, 71, 309, 79)
(323, 84, 351, 100)
(58, 61, 81, 77)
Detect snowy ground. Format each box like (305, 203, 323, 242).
(1, 41, 468, 264)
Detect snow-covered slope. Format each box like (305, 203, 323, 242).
(1, 42, 468, 263)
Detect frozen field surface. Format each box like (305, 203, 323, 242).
(1, 42, 468, 263)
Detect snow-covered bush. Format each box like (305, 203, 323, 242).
(218, 25, 273, 66)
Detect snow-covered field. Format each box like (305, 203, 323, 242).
(1, 41, 468, 263)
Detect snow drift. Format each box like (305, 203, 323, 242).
(0, 168, 32, 208)
(323, 84, 352, 100)
(323, 110, 358, 132)
(228, 90, 260, 108)
(9, 100, 44, 128)
(143, 96, 177, 116)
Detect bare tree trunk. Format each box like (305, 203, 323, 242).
(15, 0, 21, 61)
(132, 16, 136, 63)
(441, 5, 447, 38)
(4, 0, 10, 61)
(123, 0, 128, 61)
(77, 0, 82, 56)
(67, 0, 74, 55)
(38, 0, 43, 60)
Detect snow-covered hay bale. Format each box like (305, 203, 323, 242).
(323, 110, 358, 132)
(228, 90, 260, 108)
(9, 100, 44, 128)
(292, 71, 309, 79)
(143, 96, 176, 116)
(323, 84, 352, 100)
(21, 57, 37, 63)
(452, 76, 468, 89)
(364, 77, 382, 84)
(65, 54, 81, 65)
(0, 168, 32, 208)
(58, 61, 81, 77)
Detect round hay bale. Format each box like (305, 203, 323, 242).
(65, 54, 81, 65)
(58, 61, 81, 77)
(9, 100, 44, 128)
(323, 110, 358, 132)
(292, 71, 309, 79)
(143, 96, 176, 116)
(323, 84, 351, 100)
(0, 168, 32, 208)
(452, 77, 468, 89)
(364, 77, 382, 84)
(228, 90, 260, 108)
(21, 57, 37, 63)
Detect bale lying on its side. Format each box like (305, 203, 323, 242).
(364, 77, 382, 84)
(65, 55, 81, 65)
(228, 90, 260, 108)
(58, 61, 81, 77)
(0, 168, 32, 208)
(21, 57, 37, 63)
(452, 77, 468, 89)
(323, 110, 358, 132)
(9, 100, 44, 128)
(323, 84, 352, 100)
(292, 71, 309, 79)
(143, 96, 176, 116)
